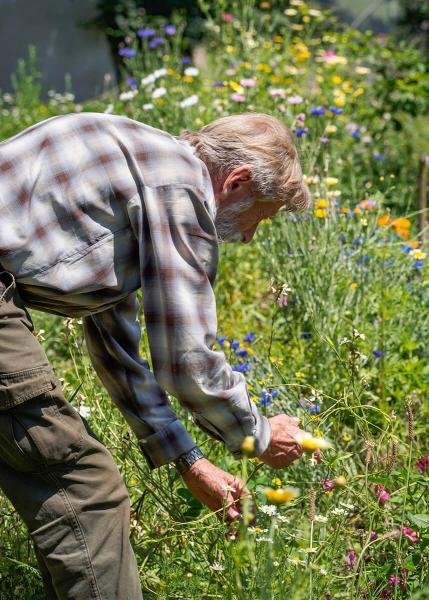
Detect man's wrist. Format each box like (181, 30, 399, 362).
(174, 447, 204, 475)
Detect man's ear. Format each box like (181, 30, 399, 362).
(223, 166, 253, 193)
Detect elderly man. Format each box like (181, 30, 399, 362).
(0, 112, 310, 599)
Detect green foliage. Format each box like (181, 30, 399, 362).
(1, 1, 429, 598)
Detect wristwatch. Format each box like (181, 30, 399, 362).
(174, 447, 204, 475)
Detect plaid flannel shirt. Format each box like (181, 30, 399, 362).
(0, 112, 271, 467)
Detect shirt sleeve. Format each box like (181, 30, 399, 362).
(82, 292, 197, 468)
(127, 185, 271, 460)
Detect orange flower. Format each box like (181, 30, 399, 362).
(377, 214, 390, 227)
(390, 217, 411, 230)
(395, 227, 410, 240)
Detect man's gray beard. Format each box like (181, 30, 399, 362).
(214, 198, 255, 244)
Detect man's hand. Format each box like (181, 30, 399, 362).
(259, 414, 306, 469)
(182, 458, 248, 521)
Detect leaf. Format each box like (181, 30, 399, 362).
(407, 513, 429, 530)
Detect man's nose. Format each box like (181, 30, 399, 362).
(242, 224, 258, 244)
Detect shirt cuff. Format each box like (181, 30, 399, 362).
(138, 419, 197, 469)
(231, 411, 272, 459)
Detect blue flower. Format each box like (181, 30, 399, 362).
(384, 260, 394, 267)
(295, 127, 309, 138)
(232, 363, 251, 373)
(258, 390, 272, 407)
(118, 48, 136, 58)
(310, 107, 326, 116)
(373, 349, 386, 358)
(340, 234, 346, 243)
(329, 106, 343, 114)
(213, 81, 225, 88)
(137, 28, 155, 38)
(230, 341, 240, 349)
(164, 24, 176, 35)
(270, 390, 279, 398)
(373, 152, 384, 161)
(357, 256, 370, 265)
(412, 260, 425, 269)
(299, 398, 321, 415)
(235, 348, 248, 357)
(181, 56, 191, 64)
(217, 335, 228, 346)
(148, 37, 165, 49)
(300, 332, 312, 340)
(352, 130, 360, 140)
(244, 332, 255, 343)
(126, 77, 137, 88)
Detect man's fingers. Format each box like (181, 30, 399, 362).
(225, 492, 241, 521)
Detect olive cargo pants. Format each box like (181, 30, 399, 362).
(0, 271, 143, 600)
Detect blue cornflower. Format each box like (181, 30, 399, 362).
(340, 234, 346, 243)
(412, 260, 425, 269)
(232, 363, 251, 373)
(164, 24, 176, 35)
(384, 260, 394, 267)
(148, 37, 165, 49)
(258, 390, 272, 407)
(244, 332, 255, 343)
(270, 390, 279, 398)
(137, 28, 155, 38)
(357, 256, 370, 265)
(217, 335, 228, 346)
(373, 152, 384, 161)
(329, 106, 344, 114)
(181, 56, 191, 64)
(235, 348, 248, 357)
(310, 107, 326, 116)
(373, 349, 386, 358)
(299, 397, 321, 415)
(213, 81, 225, 88)
(352, 130, 360, 140)
(300, 332, 312, 340)
(295, 127, 309, 138)
(118, 48, 136, 58)
(126, 77, 137, 88)
(230, 341, 240, 349)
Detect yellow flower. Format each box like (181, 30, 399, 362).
(295, 371, 305, 379)
(342, 433, 351, 442)
(241, 436, 255, 454)
(410, 249, 426, 260)
(340, 207, 351, 214)
(273, 35, 284, 43)
(296, 432, 332, 452)
(226, 45, 235, 54)
(315, 209, 327, 218)
(326, 125, 337, 133)
(285, 8, 298, 16)
(260, 1, 271, 8)
(355, 66, 370, 75)
(315, 198, 328, 209)
(360, 218, 368, 226)
(331, 75, 342, 84)
(353, 87, 365, 97)
(264, 486, 299, 504)
(324, 177, 339, 187)
(303, 15, 311, 23)
(291, 24, 304, 31)
(350, 282, 357, 289)
(183, 75, 194, 83)
(334, 96, 346, 107)
(272, 477, 282, 487)
(263, 41, 271, 49)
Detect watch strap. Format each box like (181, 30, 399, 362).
(174, 447, 204, 475)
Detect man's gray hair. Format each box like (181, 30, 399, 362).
(180, 112, 311, 212)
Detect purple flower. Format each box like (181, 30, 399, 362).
(137, 28, 155, 38)
(300, 332, 312, 340)
(148, 37, 165, 49)
(244, 332, 255, 342)
(373, 349, 386, 358)
(213, 81, 225, 88)
(344, 550, 357, 568)
(320, 136, 329, 144)
(373, 152, 385, 161)
(217, 335, 228, 346)
(416, 453, 429, 473)
(375, 484, 390, 505)
(126, 77, 137, 88)
(320, 479, 335, 492)
(118, 48, 136, 58)
(310, 107, 326, 116)
(164, 24, 176, 35)
(181, 56, 191, 64)
(329, 106, 343, 114)
(299, 397, 321, 415)
(370, 532, 378, 541)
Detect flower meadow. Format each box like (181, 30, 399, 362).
(1, 1, 429, 598)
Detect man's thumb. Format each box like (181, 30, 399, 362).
(226, 493, 240, 521)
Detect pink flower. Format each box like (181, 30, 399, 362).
(269, 88, 286, 98)
(287, 95, 303, 104)
(416, 453, 429, 473)
(222, 13, 234, 22)
(323, 50, 336, 59)
(240, 78, 256, 87)
(375, 484, 390, 505)
(402, 527, 418, 543)
(344, 549, 356, 568)
(320, 478, 335, 492)
(320, 136, 329, 144)
(231, 93, 245, 103)
(296, 112, 306, 122)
